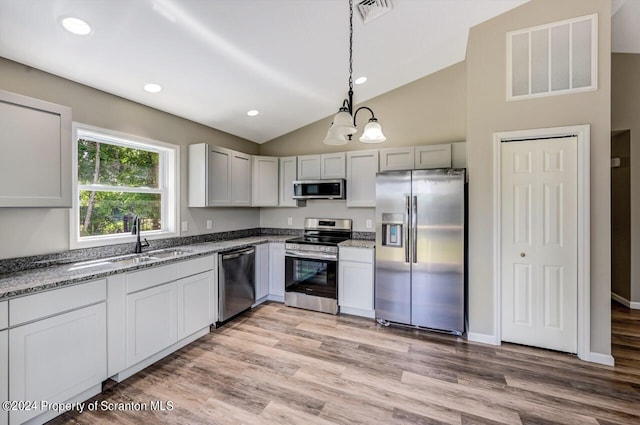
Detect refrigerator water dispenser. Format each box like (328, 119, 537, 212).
(382, 222, 403, 247)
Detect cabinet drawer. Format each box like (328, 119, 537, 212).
(340, 247, 374, 263)
(177, 255, 215, 279)
(0, 301, 7, 330)
(126, 264, 178, 294)
(9, 280, 106, 326)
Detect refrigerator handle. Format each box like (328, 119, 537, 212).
(412, 195, 418, 263)
(405, 195, 411, 263)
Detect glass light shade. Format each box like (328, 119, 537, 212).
(359, 120, 386, 143)
(331, 111, 357, 135)
(322, 127, 349, 145)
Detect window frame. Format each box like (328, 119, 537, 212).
(70, 123, 180, 249)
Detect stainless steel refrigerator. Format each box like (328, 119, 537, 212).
(375, 169, 465, 334)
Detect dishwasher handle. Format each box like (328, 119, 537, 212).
(221, 247, 255, 260)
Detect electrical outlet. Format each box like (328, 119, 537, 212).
(181, 221, 188, 232)
(287, 217, 293, 226)
(366, 219, 372, 229)
(206, 220, 213, 230)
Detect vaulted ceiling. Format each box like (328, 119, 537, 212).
(0, 1, 635, 144)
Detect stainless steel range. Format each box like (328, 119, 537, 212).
(284, 218, 352, 315)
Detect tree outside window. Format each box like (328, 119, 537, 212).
(72, 125, 177, 246)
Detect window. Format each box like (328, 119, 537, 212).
(507, 14, 597, 100)
(71, 124, 178, 248)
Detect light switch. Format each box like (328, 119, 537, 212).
(366, 219, 372, 229)
(206, 220, 213, 230)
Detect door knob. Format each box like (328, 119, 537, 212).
(520, 252, 526, 257)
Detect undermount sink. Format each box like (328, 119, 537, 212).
(109, 256, 157, 266)
(67, 248, 192, 271)
(146, 249, 190, 259)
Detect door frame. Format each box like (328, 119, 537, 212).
(493, 125, 591, 362)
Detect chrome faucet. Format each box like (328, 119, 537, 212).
(131, 215, 150, 254)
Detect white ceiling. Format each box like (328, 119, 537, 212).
(0, 0, 636, 144)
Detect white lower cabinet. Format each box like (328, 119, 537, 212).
(338, 247, 375, 318)
(1, 329, 7, 425)
(177, 272, 214, 340)
(9, 303, 107, 424)
(254, 244, 270, 303)
(269, 243, 285, 300)
(126, 282, 179, 367)
(111, 255, 216, 381)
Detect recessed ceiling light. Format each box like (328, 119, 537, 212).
(355, 76, 368, 85)
(143, 83, 162, 93)
(61, 17, 92, 35)
(247, 110, 260, 117)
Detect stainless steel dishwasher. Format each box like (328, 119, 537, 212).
(218, 246, 255, 323)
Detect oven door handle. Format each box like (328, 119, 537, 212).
(285, 251, 338, 261)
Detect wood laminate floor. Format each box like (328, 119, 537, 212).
(52, 301, 640, 425)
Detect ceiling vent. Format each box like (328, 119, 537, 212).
(357, 0, 394, 24)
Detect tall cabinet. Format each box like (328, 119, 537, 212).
(0, 89, 72, 207)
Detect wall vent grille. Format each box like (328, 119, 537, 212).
(507, 14, 598, 100)
(357, 0, 394, 24)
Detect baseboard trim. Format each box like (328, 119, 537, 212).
(467, 332, 500, 345)
(587, 352, 615, 366)
(611, 292, 640, 309)
(111, 327, 209, 382)
(339, 306, 375, 319)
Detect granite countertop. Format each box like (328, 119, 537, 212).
(0, 235, 375, 300)
(0, 235, 290, 300)
(339, 239, 376, 249)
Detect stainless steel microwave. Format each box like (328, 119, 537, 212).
(292, 179, 346, 200)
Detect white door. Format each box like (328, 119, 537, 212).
(177, 272, 213, 340)
(9, 303, 107, 424)
(501, 137, 577, 353)
(126, 283, 178, 367)
(269, 243, 285, 298)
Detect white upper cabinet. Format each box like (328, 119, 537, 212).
(346, 150, 378, 207)
(0, 89, 71, 208)
(320, 153, 346, 179)
(380, 144, 453, 172)
(415, 144, 452, 169)
(297, 153, 346, 179)
(379, 147, 415, 171)
(231, 151, 252, 206)
(278, 156, 297, 207)
(188, 143, 252, 207)
(297, 155, 321, 179)
(251, 156, 279, 207)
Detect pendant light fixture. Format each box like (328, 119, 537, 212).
(323, 0, 386, 145)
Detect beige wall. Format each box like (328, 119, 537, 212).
(259, 61, 466, 157)
(0, 57, 260, 259)
(466, 0, 611, 355)
(259, 61, 466, 231)
(612, 53, 640, 304)
(610, 131, 631, 300)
